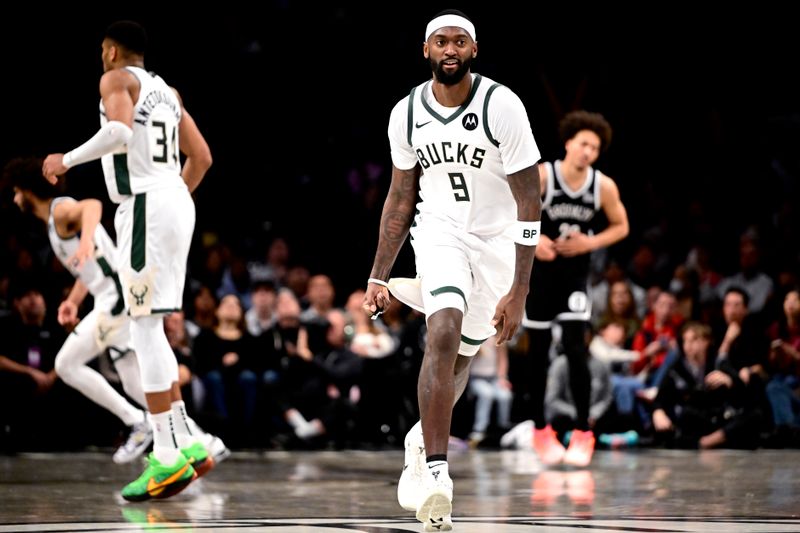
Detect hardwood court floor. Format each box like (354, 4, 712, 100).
(1, 448, 799, 532)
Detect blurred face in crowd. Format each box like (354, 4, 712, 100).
(268, 238, 289, 265)
(600, 322, 626, 348)
(723, 291, 747, 325)
(652, 292, 676, 323)
(14, 289, 46, 326)
(784, 290, 800, 322)
(325, 309, 348, 348)
(682, 327, 710, 364)
(216, 294, 243, 324)
(609, 281, 633, 316)
(307, 275, 334, 310)
(164, 311, 187, 346)
(194, 286, 216, 315)
(251, 285, 276, 314)
(276, 290, 301, 329)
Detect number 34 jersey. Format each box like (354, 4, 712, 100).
(100, 66, 183, 203)
(388, 73, 540, 238)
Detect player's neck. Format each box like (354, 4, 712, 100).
(560, 160, 588, 185)
(432, 74, 472, 107)
(33, 198, 51, 223)
(119, 59, 145, 69)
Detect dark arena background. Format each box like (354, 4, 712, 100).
(1, 3, 799, 532)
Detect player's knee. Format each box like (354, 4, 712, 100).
(54, 353, 77, 383)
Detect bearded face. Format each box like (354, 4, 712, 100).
(13, 188, 34, 214)
(430, 55, 473, 85)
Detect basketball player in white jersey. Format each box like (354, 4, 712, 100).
(7, 156, 152, 464)
(42, 20, 214, 501)
(363, 10, 542, 530)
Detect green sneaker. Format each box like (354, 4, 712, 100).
(121, 453, 196, 502)
(181, 441, 215, 478)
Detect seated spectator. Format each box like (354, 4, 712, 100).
(596, 280, 641, 347)
(545, 352, 614, 442)
(193, 294, 259, 443)
(467, 336, 513, 447)
(246, 279, 277, 337)
(764, 287, 800, 447)
(652, 322, 763, 449)
(0, 282, 62, 450)
(716, 228, 774, 317)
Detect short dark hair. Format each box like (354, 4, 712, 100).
(724, 286, 750, 307)
(105, 20, 147, 55)
(559, 110, 613, 152)
(431, 8, 472, 21)
(251, 278, 277, 293)
(2, 156, 55, 200)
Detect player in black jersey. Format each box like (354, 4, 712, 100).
(524, 111, 629, 467)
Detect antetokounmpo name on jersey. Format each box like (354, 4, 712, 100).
(415, 142, 485, 170)
(134, 90, 181, 126)
(545, 203, 595, 222)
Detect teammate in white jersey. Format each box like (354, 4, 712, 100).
(363, 9, 542, 530)
(6, 156, 151, 464)
(42, 20, 214, 501)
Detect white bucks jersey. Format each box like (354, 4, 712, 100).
(100, 66, 183, 203)
(389, 73, 540, 237)
(48, 197, 125, 316)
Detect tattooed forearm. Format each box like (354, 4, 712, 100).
(382, 210, 413, 243)
(369, 166, 420, 280)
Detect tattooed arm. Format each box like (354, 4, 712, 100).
(492, 164, 541, 344)
(362, 164, 422, 317)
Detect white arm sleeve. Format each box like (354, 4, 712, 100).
(62, 121, 133, 169)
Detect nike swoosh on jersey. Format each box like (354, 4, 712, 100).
(415, 120, 432, 128)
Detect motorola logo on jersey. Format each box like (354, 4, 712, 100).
(462, 113, 478, 131)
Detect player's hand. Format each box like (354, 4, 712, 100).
(42, 154, 68, 184)
(363, 282, 390, 319)
(58, 300, 79, 327)
(491, 292, 526, 345)
(553, 231, 593, 257)
(534, 234, 557, 261)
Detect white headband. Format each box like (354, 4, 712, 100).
(425, 14, 476, 42)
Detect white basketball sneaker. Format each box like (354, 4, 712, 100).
(201, 432, 232, 464)
(417, 464, 453, 531)
(397, 422, 425, 511)
(388, 277, 425, 313)
(112, 417, 153, 464)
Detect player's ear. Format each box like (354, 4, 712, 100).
(423, 42, 429, 59)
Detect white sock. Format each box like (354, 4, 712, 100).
(286, 409, 307, 429)
(171, 400, 198, 448)
(295, 419, 325, 439)
(150, 410, 181, 465)
(427, 460, 449, 482)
